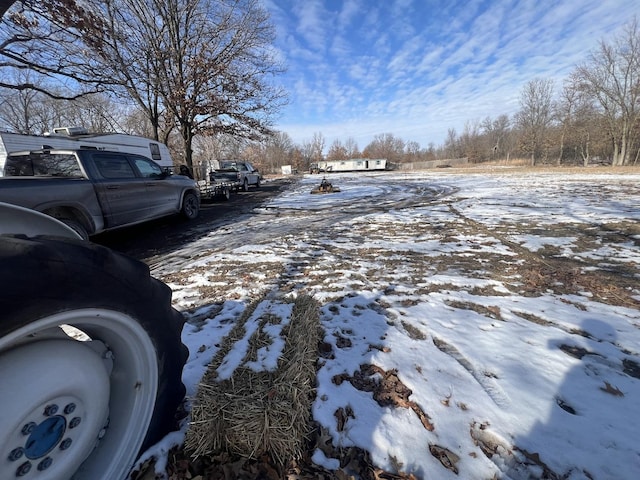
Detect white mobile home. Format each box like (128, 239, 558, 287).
(0, 127, 175, 175)
(316, 158, 387, 172)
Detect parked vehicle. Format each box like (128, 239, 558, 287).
(0, 127, 175, 175)
(0, 202, 188, 480)
(213, 160, 261, 192)
(0, 147, 200, 238)
(197, 172, 239, 201)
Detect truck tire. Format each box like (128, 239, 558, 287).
(58, 218, 89, 240)
(0, 235, 188, 480)
(181, 191, 200, 219)
(242, 178, 249, 192)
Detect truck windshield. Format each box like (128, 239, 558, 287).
(4, 153, 83, 177)
(219, 161, 238, 170)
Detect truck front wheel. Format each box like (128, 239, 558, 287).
(0, 235, 188, 480)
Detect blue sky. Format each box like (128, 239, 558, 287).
(262, 0, 639, 151)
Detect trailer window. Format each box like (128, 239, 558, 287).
(149, 143, 161, 161)
(4, 153, 82, 177)
(92, 153, 136, 179)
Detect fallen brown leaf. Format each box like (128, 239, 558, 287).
(600, 381, 624, 396)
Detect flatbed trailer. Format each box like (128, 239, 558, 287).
(197, 179, 239, 201)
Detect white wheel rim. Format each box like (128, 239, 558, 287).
(0, 309, 158, 480)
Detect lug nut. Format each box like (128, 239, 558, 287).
(64, 403, 76, 415)
(8, 447, 24, 462)
(16, 461, 31, 477)
(69, 417, 81, 429)
(37, 457, 53, 471)
(43, 404, 59, 416)
(59, 438, 72, 450)
(21, 422, 36, 435)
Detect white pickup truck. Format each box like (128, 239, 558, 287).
(213, 160, 261, 192)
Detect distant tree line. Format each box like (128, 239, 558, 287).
(1, 2, 638, 174)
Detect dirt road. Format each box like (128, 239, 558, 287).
(93, 177, 295, 262)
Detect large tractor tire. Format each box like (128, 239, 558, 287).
(0, 234, 188, 480)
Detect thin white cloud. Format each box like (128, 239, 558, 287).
(337, 0, 363, 30)
(291, 0, 331, 55)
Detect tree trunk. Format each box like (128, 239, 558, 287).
(557, 129, 565, 166)
(181, 124, 194, 170)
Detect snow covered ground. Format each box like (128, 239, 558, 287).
(138, 170, 640, 480)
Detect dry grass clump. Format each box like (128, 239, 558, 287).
(185, 294, 320, 465)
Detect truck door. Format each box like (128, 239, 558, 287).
(241, 161, 258, 185)
(128, 154, 180, 217)
(90, 152, 151, 227)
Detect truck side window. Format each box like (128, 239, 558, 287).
(4, 153, 82, 177)
(130, 155, 163, 178)
(93, 153, 136, 179)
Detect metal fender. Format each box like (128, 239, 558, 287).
(0, 202, 82, 239)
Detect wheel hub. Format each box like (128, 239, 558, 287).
(24, 415, 66, 459)
(0, 339, 110, 479)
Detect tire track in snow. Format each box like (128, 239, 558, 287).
(432, 335, 511, 408)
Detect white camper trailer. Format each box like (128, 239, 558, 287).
(0, 127, 175, 176)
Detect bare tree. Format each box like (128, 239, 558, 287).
(327, 139, 348, 160)
(344, 137, 360, 158)
(0, 67, 124, 134)
(69, 0, 178, 143)
(443, 128, 459, 159)
(459, 119, 482, 162)
(554, 84, 579, 165)
(0, 1, 110, 98)
(572, 99, 610, 166)
(516, 78, 555, 165)
(481, 114, 512, 161)
(120, 108, 160, 139)
(261, 131, 294, 173)
(55, 94, 123, 132)
(0, 70, 45, 133)
(303, 132, 325, 163)
(153, 0, 287, 168)
(404, 140, 421, 162)
(363, 133, 405, 162)
(571, 17, 640, 166)
(426, 142, 436, 160)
